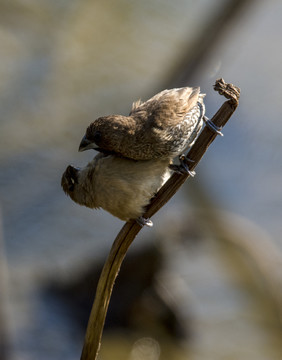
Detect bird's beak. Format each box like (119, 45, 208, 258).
(78, 135, 96, 152)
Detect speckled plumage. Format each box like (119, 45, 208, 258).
(79, 87, 205, 160)
(61, 154, 171, 222)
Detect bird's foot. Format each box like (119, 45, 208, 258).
(169, 155, 196, 177)
(136, 216, 153, 227)
(64, 165, 80, 191)
(204, 116, 224, 136)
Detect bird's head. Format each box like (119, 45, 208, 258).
(78, 115, 129, 155)
(61, 165, 80, 195)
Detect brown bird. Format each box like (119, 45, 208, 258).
(61, 153, 171, 226)
(79, 87, 209, 172)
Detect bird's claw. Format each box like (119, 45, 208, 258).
(169, 155, 196, 177)
(136, 216, 153, 227)
(204, 116, 223, 136)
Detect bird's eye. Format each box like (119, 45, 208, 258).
(93, 131, 102, 143)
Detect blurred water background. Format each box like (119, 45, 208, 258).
(1, 0, 282, 359)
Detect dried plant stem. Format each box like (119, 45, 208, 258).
(80, 79, 240, 360)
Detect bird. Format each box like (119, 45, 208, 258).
(61, 153, 171, 227)
(78, 87, 210, 174)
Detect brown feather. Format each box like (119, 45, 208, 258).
(61, 154, 171, 221)
(130, 86, 200, 128)
(80, 86, 205, 160)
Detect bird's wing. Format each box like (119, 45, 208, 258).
(129, 87, 201, 128)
